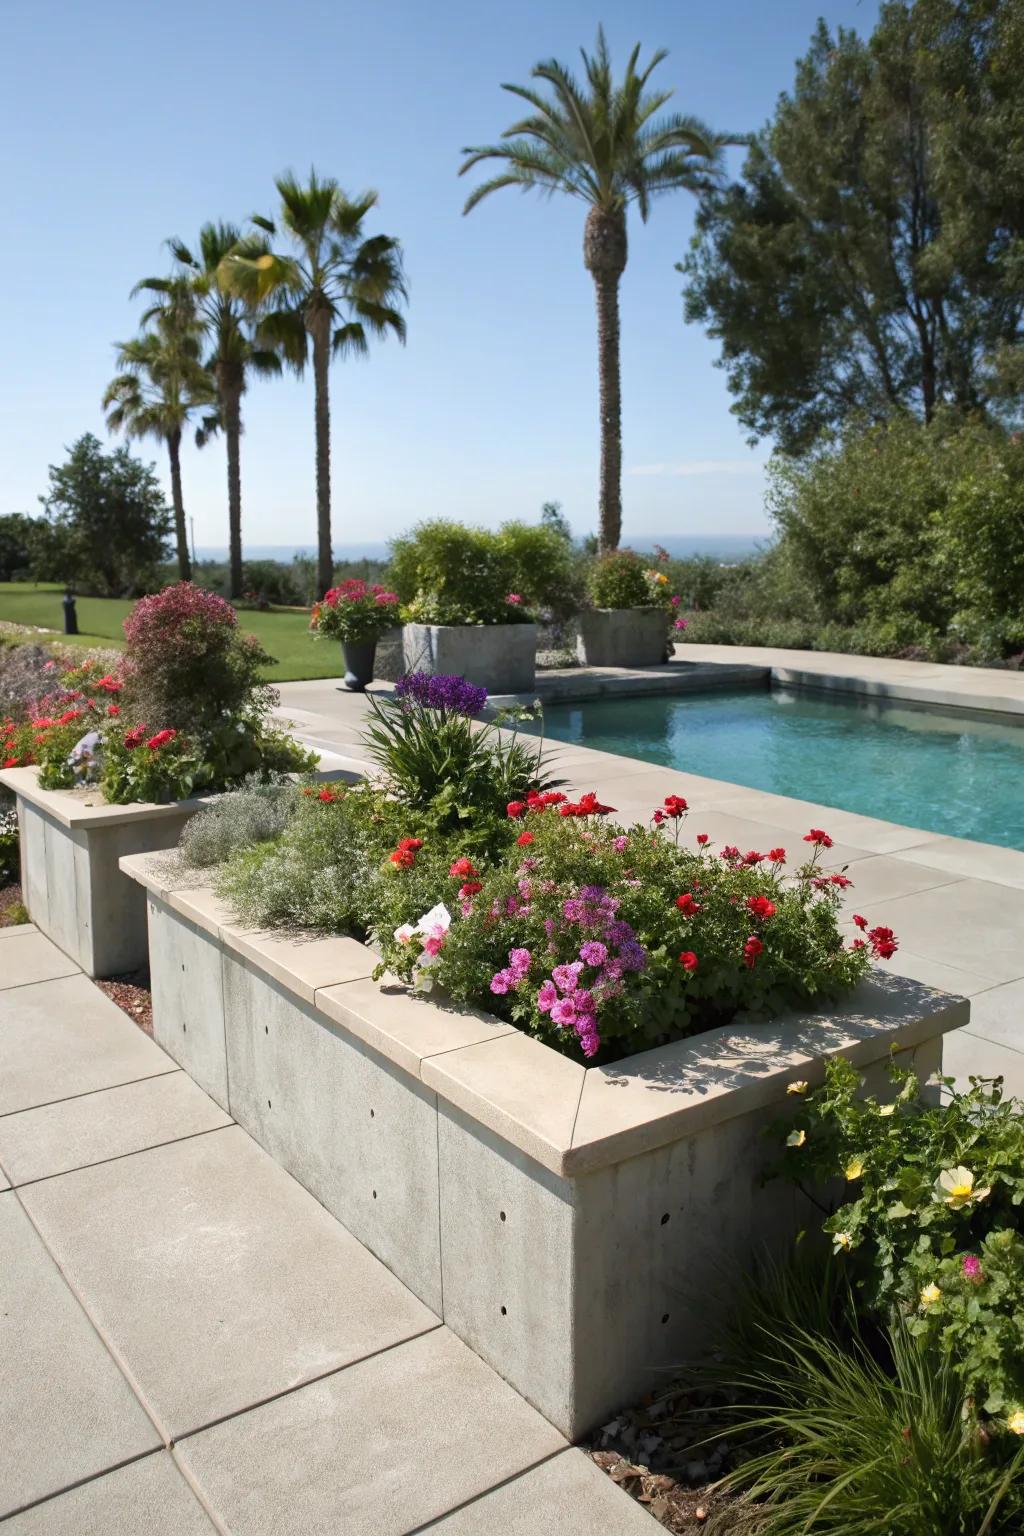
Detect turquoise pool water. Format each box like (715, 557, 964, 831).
(536, 685, 1024, 850)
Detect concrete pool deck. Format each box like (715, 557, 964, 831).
(273, 648, 1024, 1096)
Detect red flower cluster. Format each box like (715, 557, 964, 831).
(389, 836, 423, 869)
(506, 790, 566, 818)
(867, 925, 898, 959)
(746, 895, 777, 921)
(743, 935, 764, 969)
(145, 729, 177, 751)
(804, 828, 834, 848)
(652, 793, 688, 825)
(516, 831, 534, 847)
(696, 833, 710, 847)
(675, 892, 701, 917)
(449, 857, 477, 879)
(123, 724, 148, 751)
(679, 950, 699, 973)
(559, 791, 616, 818)
(95, 675, 122, 694)
(811, 872, 853, 891)
(769, 847, 786, 863)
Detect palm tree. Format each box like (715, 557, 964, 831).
(459, 28, 739, 551)
(137, 225, 283, 599)
(103, 282, 214, 580)
(222, 171, 407, 599)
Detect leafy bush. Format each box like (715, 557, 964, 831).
(0, 802, 18, 885)
(388, 520, 530, 626)
(587, 548, 651, 608)
(178, 779, 297, 868)
(120, 583, 271, 739)
(493, 521, 583, 620)
(310, 580, 400, 643)
(778, 1058, 1024, 1424)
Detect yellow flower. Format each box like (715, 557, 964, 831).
(1007, 1410, 1024, 1436)
(786, 1128, 806, 1148)
(935, 1166, 992, 1208)
(878, 1103, 896, 1117)
(787, 1080, 809, 1096)
(833, 1231, 853, 1252)
(845, 1158, 865, 1181)
(920, 1282, 942, 1306)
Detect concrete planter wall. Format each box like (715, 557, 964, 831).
(402, 622, 537, 694)
(577, 608, 668, 668)
(121, 850, 966, 1439)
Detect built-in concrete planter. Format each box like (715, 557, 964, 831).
(577, 608, 668, 668)
(402, 622, 537, 694)
(121, 851, 966, 1439)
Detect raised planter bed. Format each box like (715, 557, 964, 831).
(121, 849, 968, 1439)
(0, 756, 350, 978)
(577, 608, 668, 667)
(402, 622, 538, 694)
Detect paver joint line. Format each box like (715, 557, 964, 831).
(0, 1446, 167, 1527)
(6, 1120, 237, 1192)
(399, 1447, 575, 1535)
(0, 1066, 181, 1122)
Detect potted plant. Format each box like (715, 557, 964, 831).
(390, 521, 540, 693)
(577, 549, 687, 666)
(311, 578, 402, 690)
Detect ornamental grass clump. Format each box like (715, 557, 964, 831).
(775, 1057, 1024, 1435)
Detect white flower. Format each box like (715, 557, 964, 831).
(416, 902, 452, 935)
(934, 1166, 992, 1208)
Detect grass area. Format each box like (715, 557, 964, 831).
(0, 583, 346, 682)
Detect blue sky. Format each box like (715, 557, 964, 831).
(2, 0, 880, 552)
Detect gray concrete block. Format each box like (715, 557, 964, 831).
(147, 897, 229, 1110)
(0, 1071, 231, 1187)
(0, 1196, 160, 1518)
(0, 975, 175, 1116)
(437, 1104, 577, 1434)
(175, 1327, 565, 1536)
(3, 1453, 216, 1534)
(427, 1449, 659, 1533)
(577, 608, 669, 667)
(402, 622, 537, 694)
(223, 953, 443, 1312)
(20, 1125, 438, 1440)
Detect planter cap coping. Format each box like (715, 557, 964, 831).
(0, 766, 213, 829)
(121, 853, 968, 1178)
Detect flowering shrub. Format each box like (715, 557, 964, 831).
(777, 1057, 1024, 1430)
(388, 519, 534, 626)
(587, 549, 651, 608)
(376, 800, 877, 1060)
(0, 802, 18, 884)
(310, 580, 400, 644)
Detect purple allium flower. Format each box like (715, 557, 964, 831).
(394, 672, 488, 717)
(537, 980, 558, 1013)
(579, 940, 608, 967)
(605, 919, 633, 946)
(552, 961, 584, 995)
(618, 940, 649, 973)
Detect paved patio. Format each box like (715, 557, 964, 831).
(0, 925, 654, 1531)
(273, 649, 1024, 1097)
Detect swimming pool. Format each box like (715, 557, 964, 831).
(535, 685, 1024, 850)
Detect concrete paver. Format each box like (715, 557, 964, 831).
(0, 1071, 231, 1187)
(425, 1448, 660, 1532)
(0, 929, 79, 988)
(0, 973, 175, 1116)
(0, 1196, 160, 1519)
(3, 1453, 216, 1534)
(175, 1327, 566, 1536)
(941, 1028, 1024, 1098)
(19, 1125, 439, 1439)
(962, 978, 1024, 1053)
(862, 879, 1024, 987)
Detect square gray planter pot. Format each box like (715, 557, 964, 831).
(402, 623, 537, 694)
(577, 608, 669, 667)
(121, 851, 967, 1439)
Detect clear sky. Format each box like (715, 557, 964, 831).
(1, 0, 880, 552)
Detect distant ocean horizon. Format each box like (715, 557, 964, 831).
(194, 532, 769, 564)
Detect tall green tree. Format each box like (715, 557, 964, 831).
(223, 172, 407, 600)
(39, 434, 171, 597)
(138, 225, 283, 599)
(103, 279, 214, 581)
(681, 0, 1024, 454)
(459, 28, 737, 551)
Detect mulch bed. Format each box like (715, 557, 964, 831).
(0, 882, 28, 926)
(95, 972, 153, 1035)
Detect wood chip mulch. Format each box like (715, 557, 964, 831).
(95, 972, 153, 1035)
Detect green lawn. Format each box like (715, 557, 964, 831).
(0, 583, 346, 682)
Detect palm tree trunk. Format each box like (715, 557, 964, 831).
(167, 428, 191, 582)
(312, 313, 333, 601)
(224, 384, 243, 601)
(593, 269, 623, 552)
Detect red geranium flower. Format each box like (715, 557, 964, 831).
(145, 729, 177, 750)
(449, 857, 477, 878)
(746, 895, 776, 921)
(804, 828, 834, 848)
(829, 873, 853, 889)
(317, 787, 339, 803)
(123, 724, 148, 751)
(720, 844, 740, 861)
(3, 755, 18, 768)
(107, 704, 121, 717)
(852, 913, 868, 930)
(675, 893, 701, 917)
(768, 847, 786, 863)
(743, 935, 764, 969)
(679, 951, 699, 973)
(459, 880, 482, 897)
(390, 849, 415, 869)
(507, 801, 527, 818)
(398, 837, 423, 852)
(516, 832, 534, 847)
(662, 794, 688, 817)
(742, 850, 765, 865)
(867, 925, 899, 959)
(652, 809, 666, 825)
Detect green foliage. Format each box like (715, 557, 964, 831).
(778, 1057, 1024, 1421)
(0, 515, 46, 583)
(0, 802, 19, 885)
(682, 1, 1024, 452)
(99, 730, 208, 804)
(493, 521, 582, 620)
(586, 549, 651, 609)
(177, 779, 297, 868)
(388, 520, 530, 625)
(38, 434, 172, 597)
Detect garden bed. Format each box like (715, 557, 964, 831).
(120, 848, 966, 1438)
